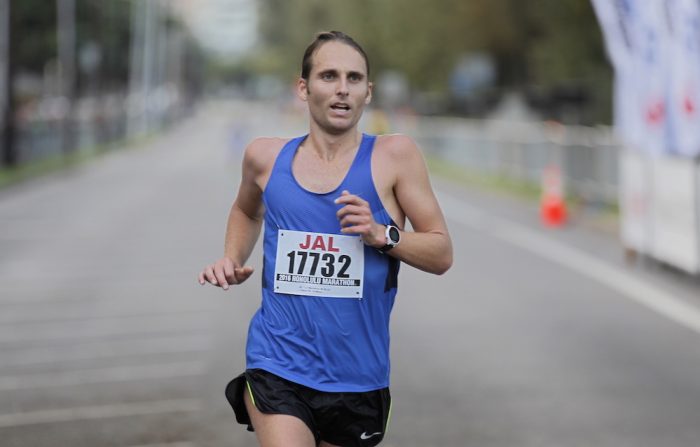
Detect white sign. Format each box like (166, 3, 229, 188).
(591, 0, 700, 157)
(274, 229, 365, 298)
(649, 155, 700, 273)
(667, 0, 700, 157)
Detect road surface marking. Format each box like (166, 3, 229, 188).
(0, 399, 201, 428)
(440, 192, 700, 336)
(0, 313, 209, 344)
(0, 307, 217, 325)
(125, 443, 196, 447)
(1, 334, 211, 368)
(0, 361, 206, 391)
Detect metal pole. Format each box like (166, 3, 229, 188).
(156, 0, 169, 127)
(57, 0, 76, 154)
(0, 0, 12, 166)
(127, 0, 145, 137)
(143, 0, 156, 133)
(128, 0, 156, 136)
(168, 28, 184, 121)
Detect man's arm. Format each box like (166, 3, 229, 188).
(198, 138, 277, 290)
(336, 135, 453, 275)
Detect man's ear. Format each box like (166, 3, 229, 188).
(297, 78, 309, 102)
(365, 81, 373, 105)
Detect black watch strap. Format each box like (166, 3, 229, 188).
(378, 243, 394, 253)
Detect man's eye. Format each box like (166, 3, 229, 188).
(321, 73, 334, 80)
(349, 74, 361, 82)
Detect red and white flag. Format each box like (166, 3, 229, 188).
(591, 0, 700, 158)
(666, 0, 700, 157)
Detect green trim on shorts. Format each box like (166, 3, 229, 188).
(384, 397, 393, 434)
(246, 380, 257, 408)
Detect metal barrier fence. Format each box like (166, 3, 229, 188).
(13, 87, 188, 166)
(394, 114, 621, 206)
(15, 93, 128, 164)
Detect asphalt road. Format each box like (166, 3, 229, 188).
(1, 101, 700, 447)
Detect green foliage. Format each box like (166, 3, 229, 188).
(10, 0, 133, 86)
(9, 0, 196, 90)
(75, 0, 134, 87)
(256, 0, 612, 122)
(12, 0, 58, 72)
(527, 0, 609, 84)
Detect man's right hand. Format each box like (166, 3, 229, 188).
(198, 257, 254, 291)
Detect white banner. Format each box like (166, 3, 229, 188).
(667, 0, 700, 157)
(591, 0, 700, 158)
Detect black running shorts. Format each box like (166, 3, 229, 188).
(225, 369, 392, 447)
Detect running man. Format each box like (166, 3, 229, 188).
(198, 31, 452, 447)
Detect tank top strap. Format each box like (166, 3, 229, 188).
(353, 133, 375, 167)
(271, 135, 307, 178)
(341, 133, 383, 210)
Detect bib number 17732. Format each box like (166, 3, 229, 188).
(274, 229, 365, 298)
(285, 251, 351, 278)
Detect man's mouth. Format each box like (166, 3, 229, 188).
(330, 103, 351, 111)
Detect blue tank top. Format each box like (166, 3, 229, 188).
(245, 133, 400, 392)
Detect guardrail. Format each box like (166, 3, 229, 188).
(393, 114, 621, 207)
(12, 88, 189, 166)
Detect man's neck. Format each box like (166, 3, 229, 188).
(305, 127, 362, 161)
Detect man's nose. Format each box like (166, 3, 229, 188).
(336, 77, 349, 96)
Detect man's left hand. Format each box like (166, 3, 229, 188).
(335, 190, 384, 247)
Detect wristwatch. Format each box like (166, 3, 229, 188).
(379, 225, 401, 252)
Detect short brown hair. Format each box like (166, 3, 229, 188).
(300, 31, 370, 80)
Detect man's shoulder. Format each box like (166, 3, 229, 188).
(247, 136, 291, 155)
(243, 137, 291, 171)
(374, 133, 421, 159)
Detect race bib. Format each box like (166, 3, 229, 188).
(274, 229, 365, 298)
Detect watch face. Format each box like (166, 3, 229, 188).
(388, 226, 400, 243)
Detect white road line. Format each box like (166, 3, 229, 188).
(0, 307, 217, 326)
(0, 290, 190, 305)
(1, 334, 211, 368)
(0, 399, 201, 428)
(0, 361, 206, 391)
(0, 314, 209, 344)
(0, 294, 105, 305)
(0, 277, 198, 303)
(440, 192, 700, 336)
(125, 443, 196, 447)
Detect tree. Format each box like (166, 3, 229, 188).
(254, 0, 611, 122)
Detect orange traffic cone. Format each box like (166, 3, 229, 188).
(540, 165, 567, 227)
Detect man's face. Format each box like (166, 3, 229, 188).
(298, 41, 372, 134)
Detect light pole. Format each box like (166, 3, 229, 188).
(0, 0, 12, 166)
(128, 0, 158, 137)
(57, 0, 76, 154)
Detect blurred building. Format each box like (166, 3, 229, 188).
(171, 0, 258, 59)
